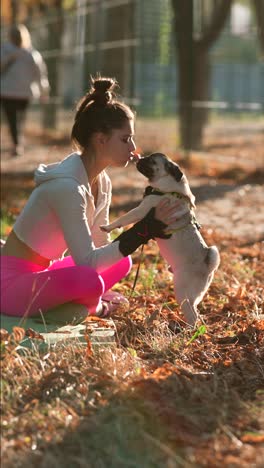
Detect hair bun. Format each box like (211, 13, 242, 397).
(90, 77, 117, 105)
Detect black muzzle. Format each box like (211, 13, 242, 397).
(136, 157, 154, 179)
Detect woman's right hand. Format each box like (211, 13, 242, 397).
(155, 198, 182, 226)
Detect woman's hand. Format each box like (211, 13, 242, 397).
(155, 198, 182, 225)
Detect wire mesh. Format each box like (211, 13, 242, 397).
(1, 0, 263, 118)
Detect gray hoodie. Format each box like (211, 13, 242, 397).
(1, 42, 49, 99)
(13, 153, 122, 272)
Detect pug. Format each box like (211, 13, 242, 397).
(101, 153, 220, 326)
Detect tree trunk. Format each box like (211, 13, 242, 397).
(253, 0, 264, 53)
(173, 0, 209, 151)
(11, 0, 19, 23)
(42, 2, 64, 130)
(192, 44, 210, 148)
(177, 41, 210, 151)
(171, 0, 232, 151)
(174, 0, 193, 152)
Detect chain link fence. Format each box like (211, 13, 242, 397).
(1, 0, 263, 124)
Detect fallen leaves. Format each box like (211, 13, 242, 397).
(1, 234, 264, 467)
(25, 328, 44, 340)
(241, 433, 264, 444)
(84, 315, 115, 328)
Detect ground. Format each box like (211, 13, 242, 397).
(1, 118, 264, 467)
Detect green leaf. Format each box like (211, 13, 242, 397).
(187, 325, 207, 345)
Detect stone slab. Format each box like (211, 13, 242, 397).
(1, 305, 116, 350)
(24, 321, 116, 349)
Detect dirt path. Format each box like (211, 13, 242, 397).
(1, 126, 263, 244)
(106, 166, 264, 244)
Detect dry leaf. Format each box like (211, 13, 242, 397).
(241, 433, 264, 444)
(0, 329, 9, 342)
(25, 328, 44, 341)
(11, 326, 25, 342)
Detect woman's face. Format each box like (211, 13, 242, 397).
(103, 119, 136, 167)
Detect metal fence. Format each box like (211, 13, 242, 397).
(2, 0, 263, 117)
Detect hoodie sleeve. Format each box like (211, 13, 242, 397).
(91, 172, 112, 247)
(31, 49, 50, 97)
(46, 178, 123, 273)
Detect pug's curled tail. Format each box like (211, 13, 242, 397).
(205, 246, 220, 272)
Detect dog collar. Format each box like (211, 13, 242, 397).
(144, 186, 164, 197)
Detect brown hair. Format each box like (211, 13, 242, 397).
(71, 76, 134, 151)
(9, 24, 32, 49)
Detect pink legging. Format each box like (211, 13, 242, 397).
(0, 255, 132, 317)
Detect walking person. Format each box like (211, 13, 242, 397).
(1, 76, 181, 320)
(1, 24, 50, 157)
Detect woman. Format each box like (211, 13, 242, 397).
(1, 77, 179, 319)
(0, 24, 49, 156)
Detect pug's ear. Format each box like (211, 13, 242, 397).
(165, 160, 183, 182)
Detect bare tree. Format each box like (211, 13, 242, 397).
(171, 0, 232, 151)
(252, 0, 264, 53)
(11, 0, 19, 23)
(41, 0, 64, 129)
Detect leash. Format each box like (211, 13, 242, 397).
(130, 243, 145, 296)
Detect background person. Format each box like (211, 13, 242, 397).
(0, 76, 180, 320)
(0, 24, 50, 157)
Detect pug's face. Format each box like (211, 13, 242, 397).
(136, 153, 183, 183)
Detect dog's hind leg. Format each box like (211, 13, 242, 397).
(176, 268, 216, 326)
(173, 281, 198, 325)
(175, 248, 220, 326)
(180, 299, 198, 326)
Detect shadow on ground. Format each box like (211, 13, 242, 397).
(5, 344, 263, 468)
(1, 168, 262, 216)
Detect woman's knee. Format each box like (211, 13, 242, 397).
(62, 265, 105, 296)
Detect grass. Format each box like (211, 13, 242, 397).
(1, 230, 264, 467)
(0, 210, 15, 239)
(1, 120, 263, 466)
